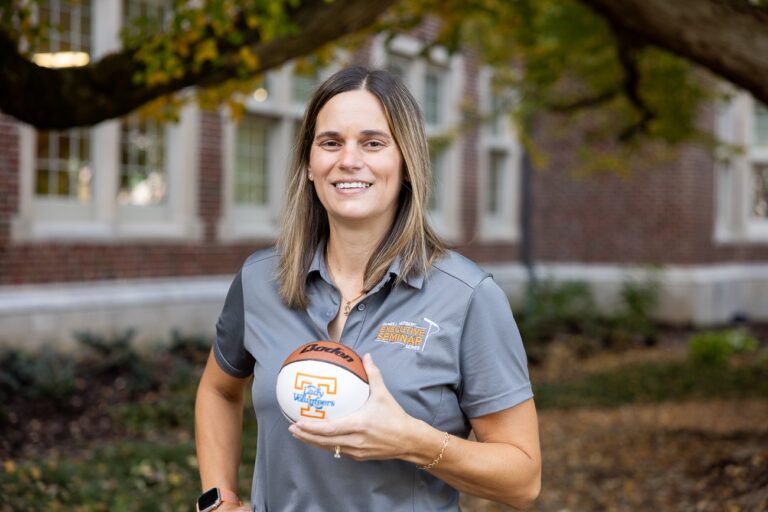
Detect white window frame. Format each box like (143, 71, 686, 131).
(371, 34, 464, 242)
(715, 89, 768, 243)
(477, 66, 521, 241)
(12, 0, 202, 242)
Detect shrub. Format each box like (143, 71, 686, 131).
(518, 275, 660, 361)
(518, 280, 598, 341)
(0, 348, 77, 401)
(74, 329, 158, 394)
(602, 277, 660, 349)
(688, 328, 760, 366)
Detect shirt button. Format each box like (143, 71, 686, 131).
(357, 303, 366, 311)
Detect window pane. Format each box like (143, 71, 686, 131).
(753, 163, 768, 219)
(755, 102, 768, 147)
(424, 68, 443, 126)
(490, 90, 505, 136)
(123, 0, 170, 35)
(35, 128, 92, 202)
(486, 151, 506, 215)
(235, 114, 271, 205)
(292, 68, 318, 105)
(386, 54, 410, 83)
(428, 148, 443, 212)
(118, 115, 167, 206)
(39, 0, 92, 53)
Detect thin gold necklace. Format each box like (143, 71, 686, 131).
(342, 291, 366, 316)
(326, 255, 365, 316)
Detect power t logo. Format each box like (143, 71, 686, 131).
(292, 373, 337, 419)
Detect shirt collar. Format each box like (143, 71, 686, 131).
(306, 240, 424, 290)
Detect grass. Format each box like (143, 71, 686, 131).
(534, 359, 768, 409)
(1, 339, 765, 510)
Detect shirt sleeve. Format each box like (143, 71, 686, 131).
(213, 270, 255, 378)
(458, 276, 533, 418)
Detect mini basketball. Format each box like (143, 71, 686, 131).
(276, 341, 370, 423)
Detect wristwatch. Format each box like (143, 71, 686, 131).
(196, 487, 240, 512)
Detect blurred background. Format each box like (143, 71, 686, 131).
(0, 0, 766, 510)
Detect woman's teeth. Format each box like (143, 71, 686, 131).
(334, 182, 371, 189)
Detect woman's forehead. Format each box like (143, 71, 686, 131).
(315, 90, 391, 134)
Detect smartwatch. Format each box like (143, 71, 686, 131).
(196, 487, 240, 512)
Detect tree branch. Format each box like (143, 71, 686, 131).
(547, 88, 619, 112)
(577, 0, 768, 105)
(0, 0, 396, 129)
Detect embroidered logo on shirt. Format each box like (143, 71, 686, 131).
(374, 318, 440, 352)
(292, 373, 337, 419)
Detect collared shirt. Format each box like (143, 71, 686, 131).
(214, 245, 533, 512)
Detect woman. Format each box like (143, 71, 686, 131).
(194, 66, 541, 512)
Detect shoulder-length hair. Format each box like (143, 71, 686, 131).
(276, 65, 446, 309)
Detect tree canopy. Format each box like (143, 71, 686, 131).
(1, 0, 766, 154)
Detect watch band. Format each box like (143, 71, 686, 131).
(196, 487, 240, 512)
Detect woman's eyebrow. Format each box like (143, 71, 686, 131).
(315, 130, 341, 140)
(314, 129, 392, 140)
(360, 129, 392, 139)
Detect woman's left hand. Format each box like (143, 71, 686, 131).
(288, 353, 421, 461)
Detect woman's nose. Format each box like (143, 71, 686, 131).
(339, 143, 363, 171)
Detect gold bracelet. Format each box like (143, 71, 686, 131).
(418, 431, 450, 470)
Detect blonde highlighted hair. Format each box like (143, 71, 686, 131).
(276, 66, 445, 309)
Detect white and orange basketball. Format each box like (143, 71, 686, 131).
(276, 341, 370, 423)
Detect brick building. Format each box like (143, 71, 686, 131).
(1, 1, 768, 348)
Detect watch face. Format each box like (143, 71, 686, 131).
(198, 488, 220, 510)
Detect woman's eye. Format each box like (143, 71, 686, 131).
(366, 140, 385, 148)
(320, 140, 341, 148)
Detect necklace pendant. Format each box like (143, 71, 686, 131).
(343, 301, 352, 316)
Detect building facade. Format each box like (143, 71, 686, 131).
(1, 1, 768, 348)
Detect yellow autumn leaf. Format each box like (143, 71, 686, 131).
(195, 39, 219, 64)
(238, 47, 259, 71)
(3, 460, 16, 474)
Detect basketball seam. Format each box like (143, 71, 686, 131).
(281, 359, 369, 385)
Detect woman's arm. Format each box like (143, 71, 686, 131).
(289, 354, 541, 509)
(195, 349, 251, 508)
(412, 400, 540, 508)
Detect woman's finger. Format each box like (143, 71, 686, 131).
(362, 353, 387, 396)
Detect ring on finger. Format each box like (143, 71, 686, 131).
(334, 445, 341, 459)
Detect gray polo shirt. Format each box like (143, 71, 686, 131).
(214, 245, 533, 512)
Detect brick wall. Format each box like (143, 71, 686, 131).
(0, 114, 20, 282)
(527, 109, 768, 265)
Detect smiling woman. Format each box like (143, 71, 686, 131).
(194, 66, 541, 512)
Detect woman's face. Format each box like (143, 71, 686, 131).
(309, 89, 403, 233)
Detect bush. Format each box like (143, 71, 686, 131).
(517, 276, 660, 361)
(518, 280, 598, 340)
(688, 328, 760, 366)
(0, 348, 77, 402)
(74, 329, 159, 394)
(602, 277, 660, 349)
